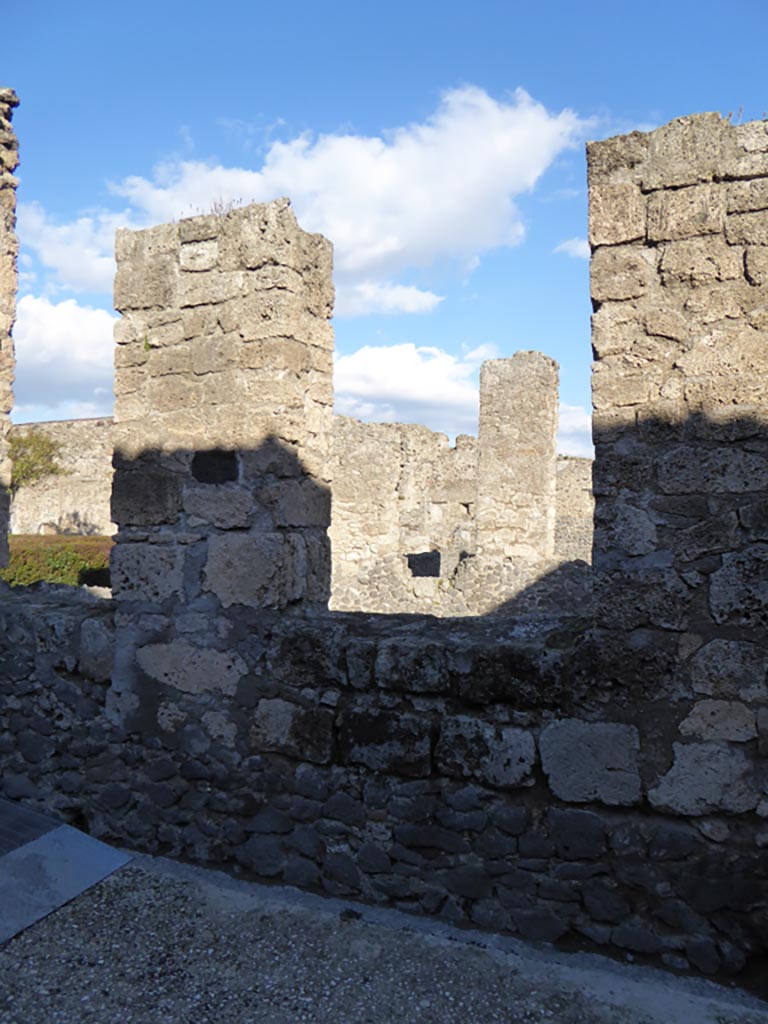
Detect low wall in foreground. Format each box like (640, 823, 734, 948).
(0, 585, 764, 980)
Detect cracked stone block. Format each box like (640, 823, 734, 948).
(539, 720, 641, 806)
(649, 742, 760, 815)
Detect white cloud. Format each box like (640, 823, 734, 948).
(557, 402, 594, 456)
(11, 295, 116, 417)
(19, 86, 588, 315)
(334, 342, 489, 435)
(554, 237, 590, 260)
(17, 202, 133, 293)
(335, 281, 442, 316)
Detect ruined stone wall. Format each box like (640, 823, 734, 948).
(0, 89, 19, 566)
(554, 457, 593, 562)
(589, 114, 768, 723)
(10, 418, 115, 535)
(330, 353, 571, 616)
(329, 418, 477, 614)
(0, 183, 766, 980)
(0, 582, 763, 979)
(109, 198, 334, 721)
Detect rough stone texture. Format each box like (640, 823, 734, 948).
(589, 114, 768, 708)
(476, 354, 558, 563)
(1, 585, 766, 982)
(110, 199, 334, 716)
(539, 720, 641, 806)
(0, 89, 19, 566)
(10, 418, 115, 535)
(1, 110, 767, 985)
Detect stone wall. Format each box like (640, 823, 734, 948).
(10, 418, 115, 535)
(554, 457, 593, 562)
(0, 89, 19, 566)
(0, 580, 763, 979)
(330, 353, 584, 617)
(1, 118, 766, 983)
(589, 114, 768, 706)
(109, 198, 335, 723)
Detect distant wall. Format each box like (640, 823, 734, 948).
(554, 457, 593, 562)
(0, 89, 19, 565)
(10, 418, 115, 535)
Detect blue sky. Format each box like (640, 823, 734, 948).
(4, 0, 767, 455)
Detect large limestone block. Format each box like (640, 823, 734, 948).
(641, 113, 736, 191)
(649, 742, 760, 814)
(111, 543, 185, 603)
(647, 184, 726, 241)
(137, 639, 247, 696)
(709, 545, 768, 627)
(588, 183, 646, 247)
(435, 716, 535, 788)
(659, 237, 742, 287)
(539, 720, 641, 806)
(204, 532, 308, 608)
(590, 246, 655, 303)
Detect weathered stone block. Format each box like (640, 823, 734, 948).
(709, 545, 768, 627)
(647, 184, 725, 242)
(659, 237, 742, 286)
(539, 720, 641, 806)
(589, 183, 645, 247)
(137, 640, 246, 697)
(110, 543, 185, 603)
(111, 467, 182, 526)
(435, 716, 535, 789)
(590, 245, 654, 303)
(203, 532, 307, 609)
(649, 742, 760, 815)
(678, 701, 756, 742)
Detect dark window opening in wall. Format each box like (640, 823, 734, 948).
(191, 449, 239, 484)
(407, 550, 441, 577)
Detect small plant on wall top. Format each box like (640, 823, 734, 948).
(8, 429, 67, 494)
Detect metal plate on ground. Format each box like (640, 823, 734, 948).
(0, 798, 131, 944)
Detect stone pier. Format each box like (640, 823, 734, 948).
(109, 199, 335, 721)
(475, 353, 559, 563)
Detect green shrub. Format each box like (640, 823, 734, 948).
(8, 429, 67, 494)
(1, 535, 113, 587)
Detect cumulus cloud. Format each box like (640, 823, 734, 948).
(554, 237, 590, 260)
(335, 342, 491, 435)
(19, 86, 587, 316)
(17, 202, 133, 293)
(11, 295, 116, 417)
(557, 402, 593, 456)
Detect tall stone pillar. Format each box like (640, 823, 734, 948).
(109, 199, 334, 717)
(0, 89, 19, 568)
(588, 114, 768, 690)
(475, 353, 558, 563)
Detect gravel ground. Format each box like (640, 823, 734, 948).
(0, 855, 765, 1024)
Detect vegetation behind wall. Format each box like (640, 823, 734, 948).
(0, 535, 112, 587)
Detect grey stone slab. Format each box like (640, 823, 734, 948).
(0, 825, 131, 943)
